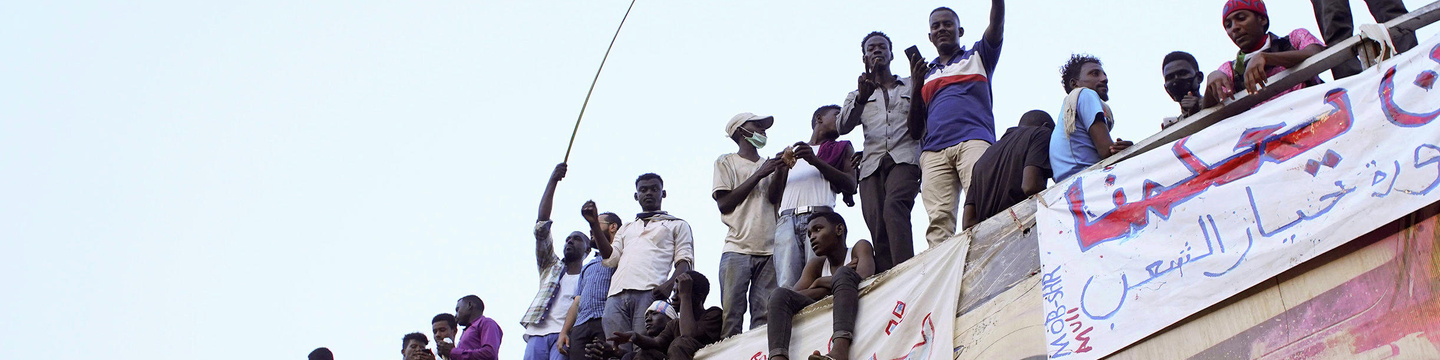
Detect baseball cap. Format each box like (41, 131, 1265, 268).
(724, 112, 775, 137)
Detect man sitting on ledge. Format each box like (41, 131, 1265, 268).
(766, 212, 875, 360)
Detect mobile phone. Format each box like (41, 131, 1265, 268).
(904, 46, 921, 64)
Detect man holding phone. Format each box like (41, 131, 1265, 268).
(909, 2, 1006, 249)
(433, 313, 460, 360)
(404, 332, 438, 360)
(838, 31, 922, 273)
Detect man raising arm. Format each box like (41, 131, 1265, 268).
(523, 163, 588, 360)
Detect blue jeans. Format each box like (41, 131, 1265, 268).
(773, 212, 816, 289)
(523, 333, 564, 360)
(603, 289, 653, 352)
(719, 252, 777, 337)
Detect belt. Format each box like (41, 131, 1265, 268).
(781, 205, 833, 216)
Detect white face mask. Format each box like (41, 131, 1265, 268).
(740, 128, 767, 149)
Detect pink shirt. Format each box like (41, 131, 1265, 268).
(451, 316, 502, 360)
(1216, 28, 1324, 104)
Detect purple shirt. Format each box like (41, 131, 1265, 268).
(452, 315, 503, 360)
(919, 38, 1003, 152)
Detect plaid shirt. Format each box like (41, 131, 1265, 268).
(520, 220, 568, 328)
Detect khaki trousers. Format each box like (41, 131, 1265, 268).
(919, 139, 990, 247)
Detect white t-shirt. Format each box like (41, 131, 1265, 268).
(524, 272, 579, 336)
(821, 250, 855, 277)
(780, 160, 836, 211)
(713, 153, 778, 255)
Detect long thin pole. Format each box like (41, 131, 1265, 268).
(563, 0, 638, 163)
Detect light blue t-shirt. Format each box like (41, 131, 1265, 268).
(1049, 88, 1111, 181)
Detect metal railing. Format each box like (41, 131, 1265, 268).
(1095, 0, 1440, 169)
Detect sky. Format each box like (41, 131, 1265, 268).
(3, 0, 1437, 359)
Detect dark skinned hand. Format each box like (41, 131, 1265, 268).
(550, 163, 567, 183)
(437, 338, 455, 358)
(1206, 71, 1235, 101)
(1179, 91, 1201, 116)
(908, 54, 929, 82)
(857, 73, 877, 95)
(792, 142, 818, 165)
(585, 340, 621, 360)
(581, 200, 599, 224)
(811, 276, 834, 290)
(1243, 53, 1271, 95)
(760, 157, 788, 176)
(676, 272, 693, 296)
(1110, 138, 1134, 154)
(608, 331, 636, 345)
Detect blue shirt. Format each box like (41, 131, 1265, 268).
(1050, 88, 1111, 181)
(920, 38, 1003, 152)
(573, 255, 614, 324)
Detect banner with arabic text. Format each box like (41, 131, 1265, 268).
(1036, 34, 1440, 360)
(694, 234, 969, 360)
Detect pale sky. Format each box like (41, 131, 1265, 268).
(4, 1, 1436, 359)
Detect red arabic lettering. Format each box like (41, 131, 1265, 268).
(1067, 89, 1355, 250)
(1380, 43, 1440, 127)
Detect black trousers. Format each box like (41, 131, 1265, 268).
(567, 318, 604, 360)
(1312, 0, 1419, 79)
(859, 155, 921, 272)
(665, 337, 706, 360)
(766, 266, 861, 359)
(623, 348, 666, 360)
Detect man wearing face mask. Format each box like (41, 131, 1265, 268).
(1161, 51, 1205, 129)
(711, 112, 784, 337)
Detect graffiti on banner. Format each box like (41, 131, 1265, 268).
(694, 235, 969, 360)
(1036, 35, 1440, 360)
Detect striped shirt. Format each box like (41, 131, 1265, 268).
(574, 255, 614, 324)
(519, 220, 576, 328)
(920, 38, 1003, 152)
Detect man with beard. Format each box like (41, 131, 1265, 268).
(523, 163, 590, 360)
(560, 208, 623, 360)
(1051, 55, 1131, 182)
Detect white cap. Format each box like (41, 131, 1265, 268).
(724, 112, 774, 137)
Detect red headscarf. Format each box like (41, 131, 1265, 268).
(1223, 0, 1268, 24)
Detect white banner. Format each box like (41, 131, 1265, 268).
(695, 234, 969, 360)
(1035, 35, 1440, 360)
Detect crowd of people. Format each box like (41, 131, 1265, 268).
(305, 0, 1421, 359)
